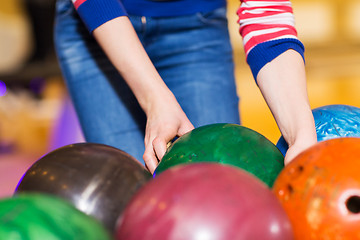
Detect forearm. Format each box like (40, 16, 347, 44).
(92, 16, 175, 115)
(257, 50, 316, 150)
(237, 0, 316, 160)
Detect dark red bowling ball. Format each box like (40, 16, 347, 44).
(15, 143, 152, 233)
(116, 163, 293, 240)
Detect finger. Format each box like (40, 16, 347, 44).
(152, 121, 194, 161)
(153, 137, 168, 161)
(143, 143, 158, 174)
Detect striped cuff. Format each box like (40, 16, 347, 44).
(76, 0, 127, 33)
(247, 38, 305, 82)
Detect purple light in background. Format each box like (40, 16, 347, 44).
(48, 96, 85, 152)
(0, 81, 6, 96)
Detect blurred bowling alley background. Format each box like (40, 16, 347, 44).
(1, 0, 360, 197)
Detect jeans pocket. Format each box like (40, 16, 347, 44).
(196, 7, 228, 26)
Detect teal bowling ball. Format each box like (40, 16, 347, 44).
(0, 193, 111, 240)
(276, 104, 360, 156)
(155, 123, 284, 187)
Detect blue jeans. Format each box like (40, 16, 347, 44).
(54, 0, 240, 165)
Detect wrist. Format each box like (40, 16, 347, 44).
(139, 86, 177, 117)
(283, 122, 317, 149)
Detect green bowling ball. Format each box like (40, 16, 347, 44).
(155, 123, 284, 187)
(0, 193, 111, 240)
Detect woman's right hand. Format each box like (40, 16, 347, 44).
(93, 16, 194, 173)
(142, 92, 194, 174)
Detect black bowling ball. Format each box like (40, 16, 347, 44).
(15, 143, 152, 233)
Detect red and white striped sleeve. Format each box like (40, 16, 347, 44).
(237, 0, 305, 80)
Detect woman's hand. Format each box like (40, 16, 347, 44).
(143, 93, 194, 173)
(93, 17, 194, 173)
(284, 137, 316, 165)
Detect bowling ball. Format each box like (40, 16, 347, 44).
(276, 104, 360, 156)
(155, 123, 284, 187)
(273, 137, 360, 239)
(116, 163, 293, 240)
(15, 143, 152, 233)
(0, 193, 111, 240)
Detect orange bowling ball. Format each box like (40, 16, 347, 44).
(273, 137, 360, 240)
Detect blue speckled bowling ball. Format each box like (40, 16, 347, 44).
(276, 104, 360, 156)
